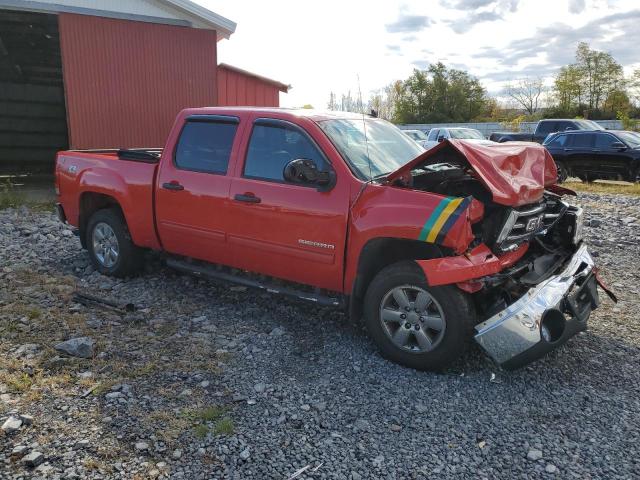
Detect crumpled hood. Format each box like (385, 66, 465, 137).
(386, 139, 558, 207)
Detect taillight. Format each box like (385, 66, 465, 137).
(54, 154, 61, 195)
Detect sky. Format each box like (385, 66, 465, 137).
(199, 0, 640, 108)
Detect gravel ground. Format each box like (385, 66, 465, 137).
(1, 192, 639, 479)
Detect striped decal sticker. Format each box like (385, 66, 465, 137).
(418, 197, 472, 244)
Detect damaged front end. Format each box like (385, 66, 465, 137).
(474, 244, 599, 369)
(387, 140, 613, 369)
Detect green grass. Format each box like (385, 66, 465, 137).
(0, 179, 25, 209)
(564, 180, 640, 196)
(193, 423, 209, 439)
(183, 405, 234, 438)
(198, 405, 227, 422)
(0, 179, 56, 211)
(6, 372, 34, 393)
(214, 417, 234, 435)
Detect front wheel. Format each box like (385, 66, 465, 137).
(555, 161, 568, 183)
(86, 208, 143, 277)
(363, 261, 476, 371)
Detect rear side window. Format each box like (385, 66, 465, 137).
(244, 121, 327, 182)
(175, 118, 238, 174)
(428, 129, 439, 141)
(568, 133, 595, 148)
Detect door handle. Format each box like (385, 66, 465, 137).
(234, 193, 261, 204)
(162, 182, 184, 191)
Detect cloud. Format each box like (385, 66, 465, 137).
(477, 9, 640, 81)
(569, 0, 586, 13)
(385, 14, 432, 33)
(442, 0, 520, 12)
(412, 60, 431, 69)
(442, 0, 519, 33)
(447, 10, 503, 33)
(450, 0, 496, 7)
(386, 45, 401, 52)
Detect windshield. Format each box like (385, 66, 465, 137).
(575, 120, 604, 130)
(617, 131, 640, 148)
(318, 118, 424, 178)
(449, 128, 485, 140)
(405, 130, 427, 141)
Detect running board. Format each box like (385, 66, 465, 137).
(166, 258, 344, 307)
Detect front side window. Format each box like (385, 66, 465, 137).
(595, 133, 619, 149)
(427, 129, 439, 141)
(537, 122, 557, 135)
(244, 121, 327, 182)
(575, 119, 604, 130)
(175, 119, 238, 174)
(545, 134, 568, 148)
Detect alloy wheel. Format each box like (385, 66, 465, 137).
(379, 285, 446, 353)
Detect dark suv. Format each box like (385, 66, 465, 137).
(543, 130, 640, 182)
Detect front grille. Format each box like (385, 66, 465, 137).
(495, 199, 566, 252)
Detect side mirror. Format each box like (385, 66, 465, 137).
(283, 158, 336, 191)
(437, 135, 445, 142)
(610, 141, 627, 151)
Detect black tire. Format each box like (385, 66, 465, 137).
(363, 261, 476, 371)
(86, 208, 143, 277)
(555, 161, 568, 183)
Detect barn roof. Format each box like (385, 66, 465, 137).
(0, 0, 237, 40)
(218, 63, 290, 92)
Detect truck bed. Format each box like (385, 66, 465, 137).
(55, 148, 163, 250)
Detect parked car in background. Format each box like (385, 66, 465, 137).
(490, 119, 604, 144)
(543, 130, 640, 182)
(402, 129, 429, 148)
(424, 127, 493, 150)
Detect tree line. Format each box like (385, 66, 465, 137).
(326, 42, 640, 127)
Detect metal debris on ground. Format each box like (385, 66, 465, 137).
(287, 462, 323, 479)
(72, 291, 136, 313)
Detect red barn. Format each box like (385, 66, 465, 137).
(0, 0, 290, 174)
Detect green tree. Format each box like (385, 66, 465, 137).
(603, 90, 630, 115)
(554, 65, 584, 115)
(551, 43, 626, 119)
(392, 63, 489, 123)
(575, 42, 624, 115)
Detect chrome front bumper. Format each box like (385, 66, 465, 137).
(474, 244, 598, 369)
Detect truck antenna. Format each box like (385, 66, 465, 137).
(357, 74, 373, 181)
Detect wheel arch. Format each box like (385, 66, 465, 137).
(78, 192, 124, 248)
(348, 237, 444, 321)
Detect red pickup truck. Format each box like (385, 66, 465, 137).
(55, 107, 611, 371)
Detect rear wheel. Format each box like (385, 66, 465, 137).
(363, 261, 476, 371)
(86, 209, 143, 277)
